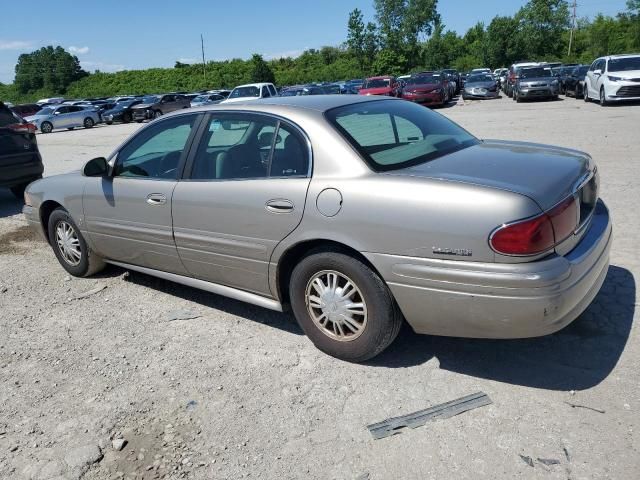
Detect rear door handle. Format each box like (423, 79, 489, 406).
(265, 199, 294, 213)
(146, 193, 167, 205)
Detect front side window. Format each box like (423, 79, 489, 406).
(190, 115, 309, 180)
(327, 99, 478, 172)
(261, 86, 271, 98)
(228, 86, 260, 99)
(114, 115, 196, 179)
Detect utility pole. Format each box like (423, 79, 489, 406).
(568, 1, 577, 57)
(201, 34, 207, 84)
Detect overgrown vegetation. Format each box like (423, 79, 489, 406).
(1, 0, 638, 103)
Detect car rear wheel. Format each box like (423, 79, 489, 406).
(584, 86, 590, 102)
(48, 208, 105, 277)
(123, 112, 132, 123)
(289, 250, 403, 362)
(41, 121, 53, 134)
(154, 110, 162, 119)
(84, 117, 95, 128)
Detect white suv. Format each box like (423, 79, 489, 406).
(584, 54, 640, 105)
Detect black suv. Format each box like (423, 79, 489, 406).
(0, 102, 44, 198)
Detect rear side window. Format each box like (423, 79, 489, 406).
(189, 115, 309, 180)
(327, 99, 478, 172)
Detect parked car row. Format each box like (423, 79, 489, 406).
(501, 53, 640, 105)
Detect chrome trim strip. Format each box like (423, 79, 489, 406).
(105, 260, 283, 312)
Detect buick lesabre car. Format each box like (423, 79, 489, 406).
(22, 96, 611, 362)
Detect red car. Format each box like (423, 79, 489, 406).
(400, 72, 448, 106)
(358, 76, 400, 97)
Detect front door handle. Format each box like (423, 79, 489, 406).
(146, 193, 167, 205)
(265, 199, 294, 213)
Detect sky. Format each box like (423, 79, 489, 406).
(0, 0, 631, 83)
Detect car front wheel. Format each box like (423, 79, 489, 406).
(84, 117, 95, 128)
(48, 208, 105, 277)
(600, 87, 609, 106)
(289, 250, 403, 362)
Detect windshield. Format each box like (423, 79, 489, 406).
(406, 75, 439, 85)
(520, 67, 552, 78)
(363, 78, 390, 89)
(326, 99, 478, 172)
(467, 74, 494, 83)
(608, 57, 640, 72)
(574, 66, 589, 76)
(141, 96, 159, 104)
(228, 86, 260, 98)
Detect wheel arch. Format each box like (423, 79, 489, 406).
(39, 200, 64, 244)
(275, 238, 385, 305)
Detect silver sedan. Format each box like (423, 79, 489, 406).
(25, 105, 100, 133)
(22, 96, 611, 362)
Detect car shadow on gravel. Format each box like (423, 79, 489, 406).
(0, 188, 23, 218)
(103, 265, 304, 336)
(369, 265, 634, 391)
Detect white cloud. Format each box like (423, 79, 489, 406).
(81, 61, 125, 73)
(177, 57, 199, 64)
(264, 49, 305, 60)
(0, 40, 33, 50)
(68, 46, 90, 55)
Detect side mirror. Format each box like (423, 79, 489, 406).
(83, 157, 109, 177)
(594, 69, 602, 75)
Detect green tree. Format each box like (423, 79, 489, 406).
(14, 46, 87, 95)
(374, 0, 439, 70)
(515, 0, 570, 60)
(249, 54, 275, 83)
(485, 16, 521, 67)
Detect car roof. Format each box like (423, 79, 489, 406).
(232, 83, 274, 89)
(366, 76, 393, 80)
(601, 53, 640, 59)
(187, 94, 391, 114)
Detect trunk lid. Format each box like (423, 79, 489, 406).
(393, 139, 594, 211)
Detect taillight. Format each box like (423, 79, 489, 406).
(7, 123, 36, 133)
(490, 196, 578, 256)
(547, 196, 578, 243)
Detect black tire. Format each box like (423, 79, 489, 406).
(47, 208, 105, 277)
(123, 112, 132, 123)
(105, 121, 113, 125)
(135, 120, 143, 123)
(289, 250, 403, 362)
(584, 86, 590, 102)
(153, 110, 162, 119)
(41, 121, 53, 134)
(84, 117, 95, 128)
(599, 87, 608, 106)
(67, 127, 74, 130)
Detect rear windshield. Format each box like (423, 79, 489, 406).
(228, 86, 260, 98)
(363, 78, 390, 89)
(520, 67, 552, 78)
(406, 75, 439, 85)
(326, 99, 478, 172)
(0, 107, 20, 127)
(608, 57, 640, 72)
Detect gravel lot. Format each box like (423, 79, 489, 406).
(0, 95, 638, 480)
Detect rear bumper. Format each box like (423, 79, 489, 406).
(462, 90, 499, 99)
(365, 200, 612, 338)
(0, 154, 44, 188)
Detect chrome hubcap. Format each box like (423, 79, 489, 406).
(55, 221, 81, 266)
(305, 270, 367, 342)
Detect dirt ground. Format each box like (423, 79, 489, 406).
(0, 94, 638, 480)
